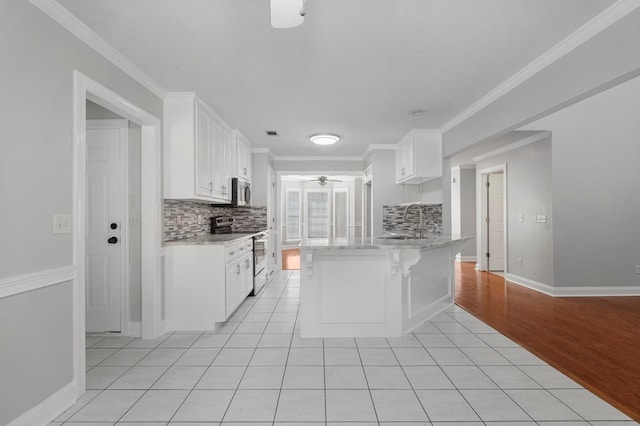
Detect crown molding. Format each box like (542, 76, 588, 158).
(362, 144, 397, 158)
(273, 156, 363, 162)
(472, 131, 550, 162)
(440, 0, 640, 134)
(251, 147, 272, 154)
(29, 0, 167, 99)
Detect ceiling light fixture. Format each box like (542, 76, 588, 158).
(309, 134, 339, 145)
(270, 0, 306, 29)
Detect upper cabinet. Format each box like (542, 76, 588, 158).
(233, 130, 252, 183)
(164, 93, 233, 202)
(395, 130, 442, 184)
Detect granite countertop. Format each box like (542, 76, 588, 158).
(164, 232, 260, 246)
(299, 234, 473, 250)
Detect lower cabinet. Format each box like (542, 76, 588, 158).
(165, 238, 253, 331)
(226, 252, 253, 318)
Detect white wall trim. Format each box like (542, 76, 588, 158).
(0, 266, 75, 299)
(362, 144, 397, 158)
(273, 155, 363, 162)
(252, 147, 272, 154)
(440, 0, 640, 133)
(506, 273, 555, 296)
(73, 71, 163, 402)
(472, 131, 551, 162)
(506, 273, 640, 297)
(8, 381, 77, 426)
(455, 255, 477, 262)
(553, 286, 640, 297)
(28, 0, 167, 99)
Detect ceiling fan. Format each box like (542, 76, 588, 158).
(308, 176, 342, 187)
(270, 0, 307, 29)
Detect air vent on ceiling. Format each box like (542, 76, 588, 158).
(265, 130, 279, 136)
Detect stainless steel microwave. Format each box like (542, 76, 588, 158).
(231, 177, 251, 207)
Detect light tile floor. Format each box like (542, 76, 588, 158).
(51, 270, 636, 425)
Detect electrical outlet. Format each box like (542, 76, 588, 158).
(518, 213, 524, 223)
(517, 258, 523, 267)
(53, 214, 72, 234)
(636, 265, 640, 274)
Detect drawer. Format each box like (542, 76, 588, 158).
(226, 238, 253, 263)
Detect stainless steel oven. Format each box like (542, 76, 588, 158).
(252, 230, 268, 295)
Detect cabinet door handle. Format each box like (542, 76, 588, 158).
(221, 185, 226, 194)
(209, 181, 213, 192)
(236, 264, 241, 274)
(243, 167, 247, 175)
(228, 251, 235, 256)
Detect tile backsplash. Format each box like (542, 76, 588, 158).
(164, 200, 267, 242)
(383, 204, 442, 235)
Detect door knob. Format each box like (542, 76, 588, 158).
(108, 236, 118, 244)
(110, 223, 118, 230)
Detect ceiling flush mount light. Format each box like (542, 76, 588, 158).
(310, 134, 340, 145)
(271, 0, 306, 29)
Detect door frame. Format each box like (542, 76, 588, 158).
(476, 164, 508, 273)
(85, 119, 130, 334)
(275, 170, 363, 270)
(73, 71, 163, 394)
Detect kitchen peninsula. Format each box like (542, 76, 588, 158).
(299, 235, 468, 338)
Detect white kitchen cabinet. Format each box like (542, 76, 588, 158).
(165, 237, 254, 331)
(164, 92, 233, 202)
(395, 130, 442, 184)
(234, 130, 252, 182)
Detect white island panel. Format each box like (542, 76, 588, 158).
(300, 236, 468, 338)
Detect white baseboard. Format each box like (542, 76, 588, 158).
(8, 381, 77, 426)
(553, 285, 640, 297)
(506, 273, 640, 297)
(0, 266, 75, 299)
(506, 273, 555, 296)
(455, 255, 477, 262)
(127, 321, 141, 337)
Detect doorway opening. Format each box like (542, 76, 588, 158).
(477, 165, 507, 274)
(85, 115, 136, 335)
(73, 71, 162, 395)
(278, 173, 363, 270)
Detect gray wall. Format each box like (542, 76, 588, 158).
(273, 158, 364, 173)
(252, 152, 273, 207)
(0, 282, 73, 425)
(366, 150, 404, 236)
(451, 167, 476, 259)
(476, 139, 553, 286)
(0, 1, 162, 423)
(522, 75, 640, 288)
(443, 7, 640, 158)
(129, 122, 142, 322)
(86, 99, 124, 119)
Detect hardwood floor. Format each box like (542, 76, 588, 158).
(455, 261, 640, 422)
(281, 248, 300, 270)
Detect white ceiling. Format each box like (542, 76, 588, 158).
(58, 0, 615, 157)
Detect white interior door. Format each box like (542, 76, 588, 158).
(86, 120, 127, 332)
(487, 172, 505, 271)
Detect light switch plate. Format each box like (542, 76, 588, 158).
(535, 214, 547, 223)
(53, 214, 72, 234)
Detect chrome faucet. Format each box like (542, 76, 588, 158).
(403, 203, 425, 238)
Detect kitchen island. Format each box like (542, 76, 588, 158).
(299, 235, 468, 338)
